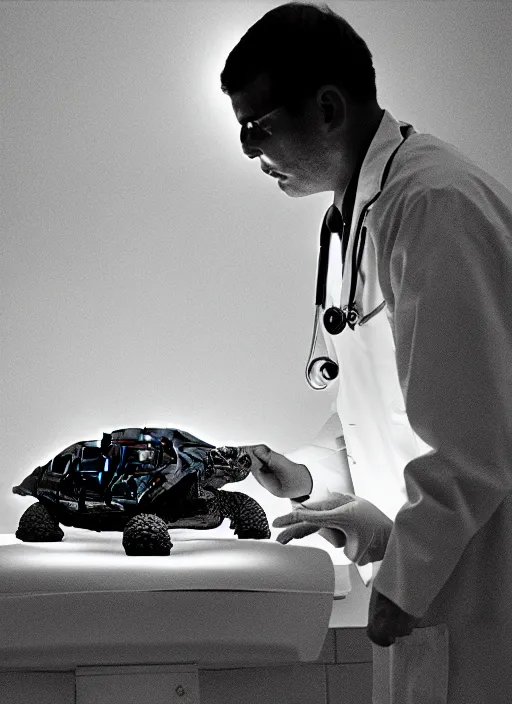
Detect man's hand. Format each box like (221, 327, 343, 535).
(272, 493, 393, 566)
(241, 444, 313, 499)
(367, 588, 422, 647)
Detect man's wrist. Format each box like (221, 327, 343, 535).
(305, 467, 313, 495)
(291, 467, 313, 502)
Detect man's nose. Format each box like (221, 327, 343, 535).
(242, 144, 261, 159)
(240, 133, 262, 159)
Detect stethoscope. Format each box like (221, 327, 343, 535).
(306, 124, 413, 390)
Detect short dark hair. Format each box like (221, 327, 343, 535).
(220, 2, 377, 114)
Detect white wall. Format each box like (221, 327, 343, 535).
(2, 0, 512, 533)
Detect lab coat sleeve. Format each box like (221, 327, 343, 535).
(285, 408, 354, 503)
(372, 184, 512, 618)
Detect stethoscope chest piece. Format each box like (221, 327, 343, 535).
(323, 303, 360, 335)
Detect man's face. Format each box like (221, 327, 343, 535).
(230, 73, 340, 197)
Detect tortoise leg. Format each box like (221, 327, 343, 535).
(15, 502, 64, 542)
(122, 513, 172, 556)
(217, 491, 271, 539)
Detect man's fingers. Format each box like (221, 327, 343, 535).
(367, 590, 421, 647)
(275, 522, 319, 544)
(272, 512, 304, 528)
(366, 623, 396, 648)
(274, 522, 346, 547)
(239, 445, 266, 469)
(302, 496, 356, 511)
(273, 507, 351, 528)
(245, 444, 309, 476)
(249, 444, 272, 463)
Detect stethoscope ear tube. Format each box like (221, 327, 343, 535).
(315, 205, 343, 306)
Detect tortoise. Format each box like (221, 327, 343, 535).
(12, 427, 271, 555)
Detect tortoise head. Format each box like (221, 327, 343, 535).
(203, 446, 252, 488)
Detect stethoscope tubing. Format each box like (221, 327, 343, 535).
(306, 125, 412, 390)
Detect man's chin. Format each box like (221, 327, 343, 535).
(278, 177, 324, 198)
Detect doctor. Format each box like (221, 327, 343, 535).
(221, 3, 512, 704)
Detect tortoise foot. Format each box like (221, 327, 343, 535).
(220, 491, 271, 540)
(15, 502, 64, 542)
(122, 514, 173, 556)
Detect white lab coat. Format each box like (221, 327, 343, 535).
(286, 110, 512, 703)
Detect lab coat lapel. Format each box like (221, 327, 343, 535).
(330, 111, 416, 317)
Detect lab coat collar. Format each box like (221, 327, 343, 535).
(334, 109, 415, 214)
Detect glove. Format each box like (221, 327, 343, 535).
(367, 587, 422, 647)
(272, 493, 393, 566)
(242, 444, 313, 499)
